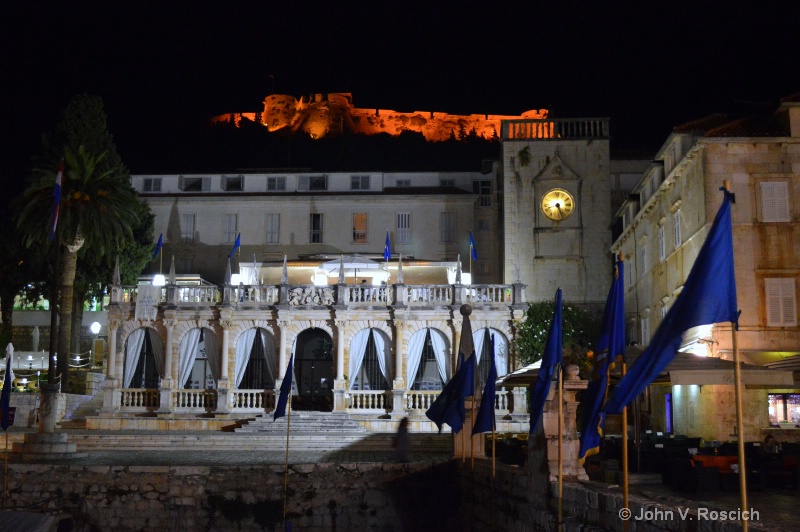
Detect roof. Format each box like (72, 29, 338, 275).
(672, 114, 732, 134)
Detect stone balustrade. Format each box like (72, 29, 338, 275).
(346, 390, 389, 411)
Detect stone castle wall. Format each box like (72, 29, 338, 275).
(211, 92, 548, 141)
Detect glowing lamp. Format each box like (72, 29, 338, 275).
(152, 274, 166, 286)
(90, 322, 101, 335)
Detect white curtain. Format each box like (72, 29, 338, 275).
(373, 331, 391, 383)
(405, 329, 427, 385)
(205, 331, 220, 380)
(494, 333, 508, 376)
(234, 328, 258, 387)
(473, 328, 487, 363)
(150, 331, 164, 379)
(123, 328, 146, 387)
(429, 329, 449, 382)
(261, 329, 276, 382)
(348, 328, 371, 389)
(178, 328, 202, 388)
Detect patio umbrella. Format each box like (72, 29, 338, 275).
(321, 255, 379, 284)
(32, 326, 40, 353)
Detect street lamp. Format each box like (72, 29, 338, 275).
(90, 322, 101, 335)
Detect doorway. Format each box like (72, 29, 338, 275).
(294, 329, 334, 411)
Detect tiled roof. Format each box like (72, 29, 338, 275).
(672, 114, 732, 133)
(780, 92, 800, 103)
(704, 116, 789, 137)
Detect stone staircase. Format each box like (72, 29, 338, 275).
(57, 393, 105, 430)
(234, 411, 369, 434)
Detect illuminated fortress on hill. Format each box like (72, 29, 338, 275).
(211, 92, 548, 140)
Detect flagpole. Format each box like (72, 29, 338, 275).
(557, 363, 563, 532)
(621, 357, 629, 532)
(470, 393, 476, 471)
(732, 320, 748, 530)
(3, 430, 8, 509)
(283, 390, 292, 529)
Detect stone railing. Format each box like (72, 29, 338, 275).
(347, 390, 390, 411)
(173, 389, 218, 412)
(229, 389, 275, 412)
(119, 388, 159, 411)
(231, 285, 280, 306)
(502, 117, 609, 140)
(342, 285, 393, 305)
(404, 390, 440, 412)
(404, 285, 453, 305)
(466, 285, 513, 304)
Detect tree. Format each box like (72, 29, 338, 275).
(16, 145, 142, 390)
(513, 301, 600, 378)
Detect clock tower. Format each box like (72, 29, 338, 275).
(500, 118, 612, 309)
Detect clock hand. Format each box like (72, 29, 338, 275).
(556, 203, 564, 219)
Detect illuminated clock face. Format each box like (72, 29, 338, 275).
(541, 189, 575, 221)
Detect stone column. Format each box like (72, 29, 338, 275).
(278, 319, 289, 377)
(216, 319, 234, 415)
(540, 366, 589, 481)
(333, 319, 347, 412)
(391, 320, 406, 416)
(101, 318, 122, 414)
(158, 318, 177, 414)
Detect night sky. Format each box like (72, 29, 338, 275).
(3, 1, 799, 196)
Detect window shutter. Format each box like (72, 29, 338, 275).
(298, 176, 309, 191)
(673, 210, 682, 248)
(202, 177, 211, 192)
(766, 278, 797, 327)
(762, 182, 790, 222)
(658, 226, 666, 261)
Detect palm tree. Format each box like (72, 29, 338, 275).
(16, 145, 142, 390)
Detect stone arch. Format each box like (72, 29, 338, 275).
(229, 319, 276, 347)
(281, 319, 333, 351)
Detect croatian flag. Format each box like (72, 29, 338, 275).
(49, 159, 64, 241)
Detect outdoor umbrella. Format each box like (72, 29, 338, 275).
(321, 255, 379, 284)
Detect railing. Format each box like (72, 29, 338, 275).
(502, 118, 609, 140)
(495, 389, 510, 416)
(347, 390, 390, 411)
(173, 389, 217, 412)
(233, 285, 280, 305)
(344, 286, 392, 305)
(176, 286, 219, 304)
(286, 285, 336, 306)
(404, 285, 453, 305)
(229, 389, 275, 412)
(404, 390, 440, 411)
(119, 388, 159, 411)
(466, 285, 513, 305)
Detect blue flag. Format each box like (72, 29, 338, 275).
(473, 335, 497, 435)
(425, 353, 475, 433)
(529, 288, 563, 433)
(228, 233, 241, 259)
(1, 347, 14, 431)
(604, 189, 738, 414)
(578, 260, 625, 463)
(469, 231, 478, 260)
(384, 230, 391, 262)
(274, 354, 294, 421)
(152, 233, 163, 260)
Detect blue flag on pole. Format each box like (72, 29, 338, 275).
(578, 260, 625, 463)
(384, 230, 391, 262)
(469, 231, 478, 260)
(228, 233, 241, 259)
(426, 353, 475, 433)
(473, 335, 497, 435)
(152, 233, 163, 260)
(604, 189, 738, 414)
(274, 354, 294, 421)
(1, 345, 14, 431)
(529, 288, 563, 433)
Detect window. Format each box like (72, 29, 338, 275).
(766, 278, 797, 327)
(476, 219, 490, 231)
(761, 182, 790, 222)
(397, 213, 411, 243)
(223, 214, 238, 244)
(440, 212, 455, 243)
(143, 178, 161, 192)
(473, 180, 492, 206)
(178, 257, 193, 273)
(353, 213, 367, 243)
(639, 244, 647, 278)
(267, 177, 286, 191)
(661, 304, 668, 320)
(299, 175, 328, 191)
(396, 179, 411, 188)
(180, 176, 208, 192)
(310, 213, 323, 243)
(640, 317, 650, 346)
(658, 226, 666, 262)
(351, 175, 370, 190)
(352, 332, 388, 391)
(266, 214, 280, 244)
(440, 179, 455, 187)
(623, 209, 631, 229)
(411, 330, 444, 391)
(223, 175, 244, 191)
(673, 209, 682, 248)
(181, 214, 196, 244)
(769, 394, 800, 424)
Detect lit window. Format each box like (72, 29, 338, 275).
(761, 182, 790, 222)
(769, 393, 800, 424)
(353, 213, 367, 243)
(766, 278, 797, 327)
